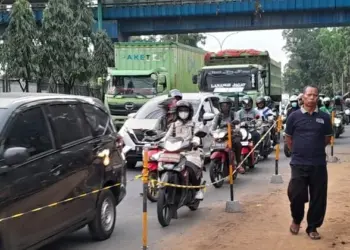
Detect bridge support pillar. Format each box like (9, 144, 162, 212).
(97, 0, 103, 30)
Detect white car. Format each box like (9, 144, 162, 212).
(118, 93, 220, 168)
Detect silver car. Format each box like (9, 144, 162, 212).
(118, 93, 220, 168)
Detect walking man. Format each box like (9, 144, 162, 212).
(285, 85, 332, 240)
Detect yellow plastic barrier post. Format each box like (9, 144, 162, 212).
(225, 122, 241, 213)
(227, 122, 234, 201)
(142, 148, 149, 250)
(270, 115, 284, 184)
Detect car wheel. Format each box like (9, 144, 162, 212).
(88, 190, 116, 241)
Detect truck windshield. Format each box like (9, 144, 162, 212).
(107, 75, 157, 96)
(199, 68, 258, 92)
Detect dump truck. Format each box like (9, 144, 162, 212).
(192, 49, 282, 110)
(105, 42, 206, 129)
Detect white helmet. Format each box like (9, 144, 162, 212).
(323, 97, 331, 103)
(289, 95, 298, 102)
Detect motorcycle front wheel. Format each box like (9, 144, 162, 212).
(157, 189, 172, 227)
(209, 160, 225, 188)
(147, 171, 159, 202)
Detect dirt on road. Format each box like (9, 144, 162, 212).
(159, 153, 350, 250)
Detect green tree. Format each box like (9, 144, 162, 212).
(2, 0, 38, 92)
(91, 30, 114, 79)
(42, 0, 93, 93)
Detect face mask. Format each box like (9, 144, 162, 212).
(291, 102, 297, 108)
(178, 111, 189, 120)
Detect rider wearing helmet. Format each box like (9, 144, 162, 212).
(255, 96, 273, 120)
(264, 96, 274, 110)
(235, 95, 262, 155)
(160, 89, 183, 127)
(163, 100, 204, 200)
(345, 98, 350, 108)
(320, 97, 332, 114)
(168, 89, 183, 101)
(211, 97, 244, 174)
(297, 93, 303, 107)
(333, 95, 344, 111)
(287, 95, 300, 118)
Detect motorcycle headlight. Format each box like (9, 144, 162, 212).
(345, 110, 350, 115)
(240, 128, 248, 141)
(213, 131, 226, 139)
(334, 118, 341, 125)
(150, 152, 161, 161)
(164, 140, 182, 152)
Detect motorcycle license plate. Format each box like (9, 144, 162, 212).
(212, 142, 226, 149)
(158, 153, 181, 163)
(241, 141, 249, 146)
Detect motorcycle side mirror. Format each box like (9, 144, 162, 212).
(232, 120, 240, 125)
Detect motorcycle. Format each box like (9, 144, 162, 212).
(156, 129, 207, 227)
(345, 108, 350, 125)
(334, 111, 345, 138)
(143, 129, 166, 202)
(239, 121, 257, 169)
(256, 114, 274, 159)
(208, 122, 240, 188)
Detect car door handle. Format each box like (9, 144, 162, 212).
(50, 164, 63, 176)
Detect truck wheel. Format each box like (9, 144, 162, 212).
(126, 161, 137, 169)
(88, 190, 116, 241)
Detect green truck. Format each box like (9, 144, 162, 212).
(105, 42, 206, 128)
(192, 49, 282, 109)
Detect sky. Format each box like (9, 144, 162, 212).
(199, 30, 288, 71)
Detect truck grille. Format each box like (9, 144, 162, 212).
(108, 103, 143, 116)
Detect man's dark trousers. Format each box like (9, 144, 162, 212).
(287, 164, 328, 233)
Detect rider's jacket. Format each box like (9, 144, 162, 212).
(287, 107, 299, 118)
(210, 111, 235, 131)
(255, 107, 273, 120)
(163, 120, 200, 145)
(235, 108, 260, 121)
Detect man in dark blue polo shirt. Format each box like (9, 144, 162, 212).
(285, 85, 332, 240)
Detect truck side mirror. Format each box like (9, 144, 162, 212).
(158, 74, 166, 85)
(192, 75, 198, 84)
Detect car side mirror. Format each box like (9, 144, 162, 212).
(192, 75, 198, 84)
(203, 112, 215, 122)
(127, 113, 136, 119)
(4, 147, 29, 166)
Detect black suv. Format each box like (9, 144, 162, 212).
(0, 93, 126, 250)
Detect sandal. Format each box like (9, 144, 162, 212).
(307, 231, 321, 240)
(289, 222, 300, 235)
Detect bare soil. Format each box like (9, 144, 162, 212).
(159, 153, 350, 250)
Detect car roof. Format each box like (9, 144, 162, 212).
(0, 93, 104, 109)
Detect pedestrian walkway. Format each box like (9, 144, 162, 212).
(159, 152, 350, 250)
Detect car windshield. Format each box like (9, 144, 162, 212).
(134, 98, 201, 119)
(107, 75, 157, 96)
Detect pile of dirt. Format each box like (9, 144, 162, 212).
(159, 155, 350, 250)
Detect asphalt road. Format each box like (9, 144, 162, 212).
(42, 128, 350, 250)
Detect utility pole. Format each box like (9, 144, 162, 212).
(97, 0, 103, 30)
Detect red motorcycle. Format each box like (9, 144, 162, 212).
(143, 130, 165, 202)
(239, 122, 256, 170)
(209, 122, 243, 188)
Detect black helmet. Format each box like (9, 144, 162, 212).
(219, 97, 233, 113)
(256, 96, 266, 108)
(334, 95, 342, 105)
(169, 89, 183, 100)
(242, 95, 253, 110)
(175, 100, 194, 121)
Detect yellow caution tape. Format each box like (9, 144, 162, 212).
(0, 176, 139, 223)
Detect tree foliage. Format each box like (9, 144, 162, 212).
(2, 0, 38, 92)
(91, 30, 114, 79)
(133, 33, 206, 48)
(42, 0, 93, 93)
(283, 28, 350, 96)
